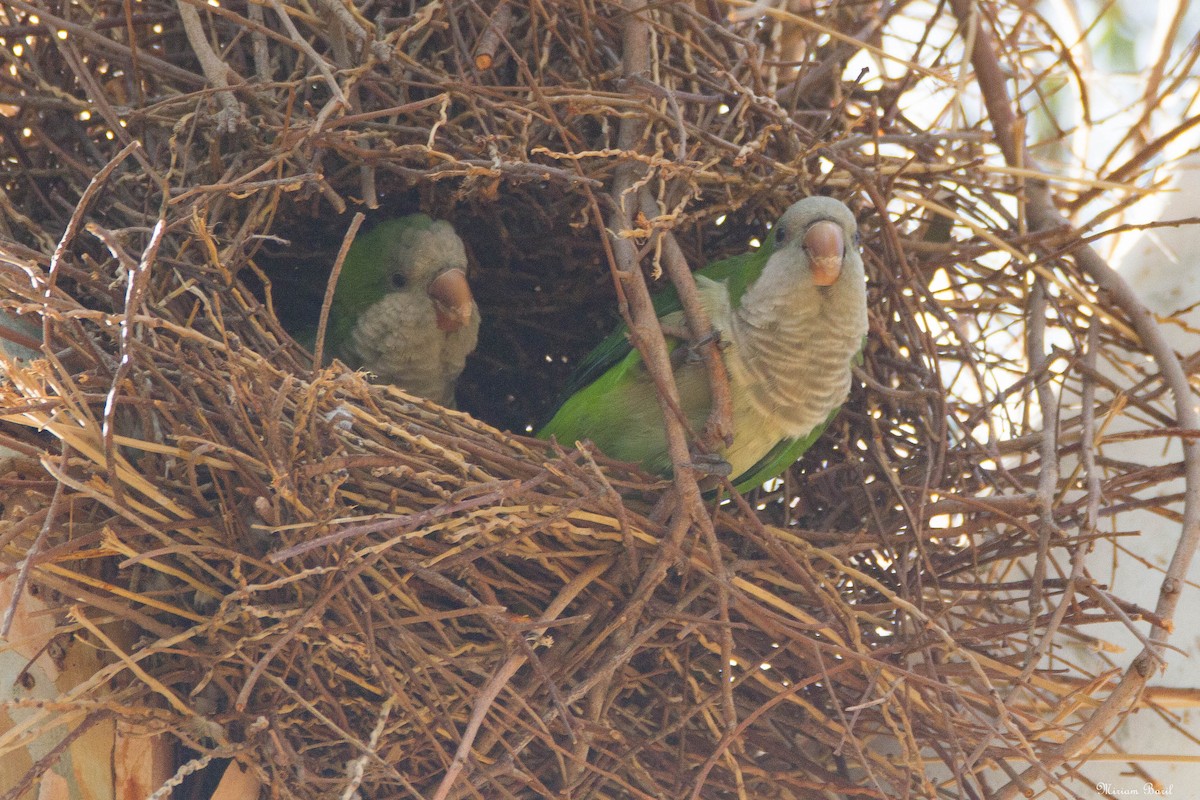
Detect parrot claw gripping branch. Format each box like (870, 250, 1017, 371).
(0, 1, 1196, 799)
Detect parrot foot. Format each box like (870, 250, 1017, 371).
(686, 329, 726, 364)
(683, 452, 732, 478)
(665, 327, 726, 366)
(659, 325, 724, 353)
(690, 328, 724, 350)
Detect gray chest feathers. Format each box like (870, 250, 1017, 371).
(342, 292, 481, 408)
(727, 268, 868, 437)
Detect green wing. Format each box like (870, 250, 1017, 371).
(551, 240, 774, 402)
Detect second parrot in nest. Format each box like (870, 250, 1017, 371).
(539, 196, 868, 492)
(321, 214, 481, 407)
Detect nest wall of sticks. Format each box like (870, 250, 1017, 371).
(0, 1, 1195, 798)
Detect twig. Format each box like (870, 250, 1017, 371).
(429, 558, 607, 800)
(0, 449, 68, 638)
(313, 0, 373, 53)
(3, 0, 205, 88)
(1026, 278, 1058, 624)
(473, 1, 513, 70)
(0, 709, 113, 800)
(267, 0, 348, 109)
(47, 141, 142, 294)
(637, 189, 734, 451)
(312, 212, 365, 373)
(600, 3, 703, 512)
(246, 0, 272, 82)
(177, 0, 244, 132)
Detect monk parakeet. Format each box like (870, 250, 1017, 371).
(539, 196, 868, 492)
(322, 214, 481, 407)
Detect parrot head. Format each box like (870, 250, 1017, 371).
(767, 195, 861, 290)
(328, 214, 478, 350)
(342, 215, 474, 329)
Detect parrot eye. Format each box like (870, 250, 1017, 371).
(390, 271, 407, 289)
(774, 225, 788, 246)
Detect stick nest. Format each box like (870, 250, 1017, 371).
(0, 0, 1194, 797)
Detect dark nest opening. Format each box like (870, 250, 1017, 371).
(0, 1, 1196, 798)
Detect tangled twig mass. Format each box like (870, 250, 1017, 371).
(0, 0, 1196, 798)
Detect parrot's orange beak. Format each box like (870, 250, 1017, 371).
(804, 220, 845, 287)
(428, 268, 476, 332)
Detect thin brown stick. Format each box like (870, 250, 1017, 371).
(1025, 277, 1057, 624)
(312, 212, 365, 373)
(473, 1, 513, 70)
(176, 0, 243, 132)
(637, 190, 734, 452)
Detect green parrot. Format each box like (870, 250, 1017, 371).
(321, 214, 481, 407)
(539, 196, 868, 492)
